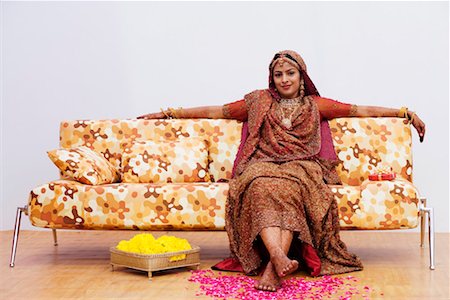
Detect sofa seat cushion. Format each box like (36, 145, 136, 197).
(332, 177, 420, 230)
(29, 177, 420, 231)
(28, 180, 228, 230)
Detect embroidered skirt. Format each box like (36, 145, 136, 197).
(225, 160, 363, 275)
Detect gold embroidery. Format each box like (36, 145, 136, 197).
(349, 104, 358, 117)
(222, 104, 231, 119)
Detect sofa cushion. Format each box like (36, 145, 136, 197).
(28, 180, 228, 230)
(47, 146, 120, 185)
(59, 119, 242, 182)
(29, 179, 420, 231)
(329, 117, 413, 186)
(330, 177, 420, 229)
(58, 118, 413, 186)
(121, 139, 210, 183)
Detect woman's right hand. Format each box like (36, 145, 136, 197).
(136, 112, 166, 119)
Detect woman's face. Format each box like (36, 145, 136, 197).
(272, 62, 301, 99)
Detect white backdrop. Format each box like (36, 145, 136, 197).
(1, 2, 449, 231)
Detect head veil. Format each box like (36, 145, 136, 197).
(267, 50, 320, 100)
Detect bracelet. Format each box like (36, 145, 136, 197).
(409, 112, 416, 124)
(160, 108, 172, 119)
(168, 107, 183, 119)
(398, 107, 408, 118)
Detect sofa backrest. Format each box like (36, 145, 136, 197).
(60, 119, 242, 182)
(60, 117, 412, 185)
(329, 117, 412, 185)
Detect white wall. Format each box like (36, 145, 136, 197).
(1, 2, 448, 232)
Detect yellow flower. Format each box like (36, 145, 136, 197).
(157, 235, 192, 261)
(116, 233, 192, 261)
(116, 240, 130, 252)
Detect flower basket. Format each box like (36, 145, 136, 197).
(110, 246, 200, 280)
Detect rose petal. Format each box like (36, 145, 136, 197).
(188, 270, 378, 299)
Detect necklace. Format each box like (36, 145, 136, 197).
(278, 96, 303, 106)
(279, 106, 297, 129)
(277, 96, 303, 129)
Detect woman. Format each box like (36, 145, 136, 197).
(138, 50, 426, 292)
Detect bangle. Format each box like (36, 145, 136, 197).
(398, 107, 408, 118)
(168, 107, 183, 119)
(409, 112, 416, 124)
(160, 108, 171, 119)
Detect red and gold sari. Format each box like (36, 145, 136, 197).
(214, 51, 363, 276)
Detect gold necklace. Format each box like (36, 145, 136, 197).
(279, 106, 297, 129)
(277, 97, 303, 129)
(279, 96, 302, 106)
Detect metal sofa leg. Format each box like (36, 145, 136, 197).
(420, 198, 426, 248)
(426, 206, 436, 270)
(10, 205, 28, 267)
(419, 197, 436, 270)
(52, 229, 58, 246)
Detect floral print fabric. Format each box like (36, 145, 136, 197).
(47, 146, 120, 185)
(28, 177, 419, 230)
(330, 118, 413, 185)
(59, 119, 242, 182)
(29, 180, 227, 230)
(28, 117, 419, 230)
(121, 139, 210, 183)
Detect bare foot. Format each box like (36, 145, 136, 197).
(271, 249, 299, 277)
(254, 262, 281, 292)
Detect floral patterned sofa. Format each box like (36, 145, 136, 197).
(10, 118, 435, 269)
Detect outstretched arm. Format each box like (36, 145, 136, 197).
(353, 105, 407, 117)
(137, 99, 248, 121)
(316, 97, 426, 142)
(137, 106, 226, 120)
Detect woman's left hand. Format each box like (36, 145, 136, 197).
(410, 113, 426, 142)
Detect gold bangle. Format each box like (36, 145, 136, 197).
(160, 108, 171, 119)
(168, 107, 182, 119)
(398, 107, 408, 118)
(168, 107, 177, 118)
(409, 112, 416, 124)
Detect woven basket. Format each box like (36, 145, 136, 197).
(110, 246, 200, 280)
